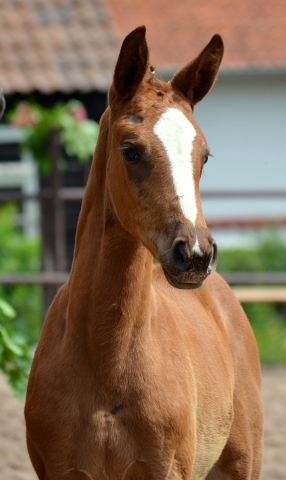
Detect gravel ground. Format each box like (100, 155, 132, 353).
(0, 366, 285, 479)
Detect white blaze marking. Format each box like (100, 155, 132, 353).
(193, 238, 203, 257)
(153, 108, 198, 225)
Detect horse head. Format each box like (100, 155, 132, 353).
(106, 26, 224, 289)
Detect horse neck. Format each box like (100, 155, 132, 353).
(66, 109, 154, 371)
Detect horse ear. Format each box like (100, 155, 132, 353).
(113, 26, 149, 99)
(170, 34, 224, 107)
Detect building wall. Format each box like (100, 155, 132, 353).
(195, 73, 286, 223)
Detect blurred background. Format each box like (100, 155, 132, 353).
(0, 1, 285, 479)
(0, 0, 285, 391)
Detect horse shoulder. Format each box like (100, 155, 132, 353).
(201, 273, 260, 362)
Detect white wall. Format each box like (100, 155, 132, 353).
(194, 73, 286, 224)
(0, 126, 40, 237)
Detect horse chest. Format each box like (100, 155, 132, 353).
(34, 388, 191, 479)
(42, 361, 231, 480)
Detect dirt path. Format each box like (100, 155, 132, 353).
(260, 366, 286, 480)
(0, 367, 285, 479)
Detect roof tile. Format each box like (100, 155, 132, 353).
(0, 0, 120, 94)
(1, 0, 285, 96)
(106, 0, 286, 72)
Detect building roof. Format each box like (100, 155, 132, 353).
(0, 0, 119, 94)
(0, 0, 285, 96)
(107, 0, 286, 74)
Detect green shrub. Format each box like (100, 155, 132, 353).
(0, 203, 42, 344)
(217, 229, 286, 273)
(243, 302, 286, 363)
(8, 100, 99, 176)
(217, 229, 286, 363)
(0, 298, 32, 398)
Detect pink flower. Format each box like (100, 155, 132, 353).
(11, 102, 39, 127)
(69, 105, 88, 123)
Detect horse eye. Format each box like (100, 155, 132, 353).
(204, 155, 209, 164)
(123, 147, 141, 163)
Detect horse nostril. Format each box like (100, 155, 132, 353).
(175, 242, 187, 265)
(208, 240, 218, 274)
(170, 238, 191, 272)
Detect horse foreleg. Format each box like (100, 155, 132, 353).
(26, 434, 46, 479)
(206, 394, 263, 479)
(123, 458, 188, 480)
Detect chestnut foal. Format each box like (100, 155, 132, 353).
(25, 27, 263, 480)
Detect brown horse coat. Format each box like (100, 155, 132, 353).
(25, 27, 263, 480)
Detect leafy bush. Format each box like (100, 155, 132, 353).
(217, 229, 286, 363)
(244, 302, 286, 363)
(8, 100, 99, 176)
(217, 230, 286, 273)
(0, 203, 42, 344)
(0, 298, 32, 398)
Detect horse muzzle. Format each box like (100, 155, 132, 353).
(157, 224, 217, 289)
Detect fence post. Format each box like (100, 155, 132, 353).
(41, 130, 66, 316)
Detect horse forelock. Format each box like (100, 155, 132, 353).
(109, 73, 174, 116)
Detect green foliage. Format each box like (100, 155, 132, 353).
(0, 204, 41, 397)
(0, 203, 41, 272)
(217, 230, 286, 273)
(243, 302, 286, 363)
(60, 114, 99, 162)
(8, 100, 99, 176)
(0, 203, 42, 344)
(0, 297, 32, 398)
(217, 229, 286, 363)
